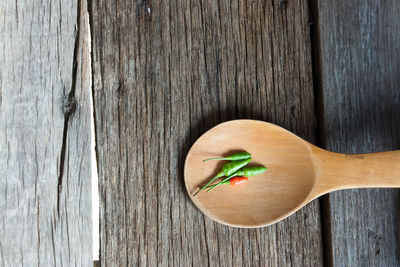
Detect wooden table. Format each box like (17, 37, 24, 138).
(1, 0, 399, 266)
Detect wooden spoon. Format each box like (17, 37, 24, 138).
(184, 120, 400, 228)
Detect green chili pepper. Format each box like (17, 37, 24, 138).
(206, 166, 267, 192)
(203, 152, 251, 162)
(193, 158, 252, 196)
(221, 158, 253, 176)
(240, 166, 268, 177)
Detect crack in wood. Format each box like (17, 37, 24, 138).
(57, 0, 82, 217)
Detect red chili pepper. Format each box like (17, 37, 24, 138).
(229, 176, 248, 186)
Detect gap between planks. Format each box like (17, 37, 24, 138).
(86, 0, 100, 262)
(308, 0, 333, 266)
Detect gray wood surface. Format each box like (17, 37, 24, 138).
(315, 0, 400, 266)
(0, 0, 92, 266)
(91, 0, 323, 266)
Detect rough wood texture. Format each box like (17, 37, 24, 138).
(315, 0, 400, 266)
(0, 0, 92, 266)
(92, 0, 323, 266)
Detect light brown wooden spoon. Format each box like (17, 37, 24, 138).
(184, 119, 400, 228)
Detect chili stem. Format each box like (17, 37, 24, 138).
(203, 158, 226, 162)
(206, 173, 238, 192)
(193, 172, 224, 196)
(204, 180, 230, 188)
(193, 179, 230, 196)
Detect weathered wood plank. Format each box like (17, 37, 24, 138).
(315, 0, 400, 266)
(0, 0, 92, 266)
(92, 0, 323, 266)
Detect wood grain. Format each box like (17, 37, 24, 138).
(0, 0, 92, 266)
(91, 0, 323, 266)
(315, 0, 400, 266)
(185, 120, 318, 228)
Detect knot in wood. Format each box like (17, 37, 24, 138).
(136, 0, 146, 7)
(63, 96, 76, 116)
(277, 0, 288, 8)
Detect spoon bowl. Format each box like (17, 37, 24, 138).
(184, 120, 400, 227)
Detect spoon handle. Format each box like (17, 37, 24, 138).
(314, 149, 400, 194)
